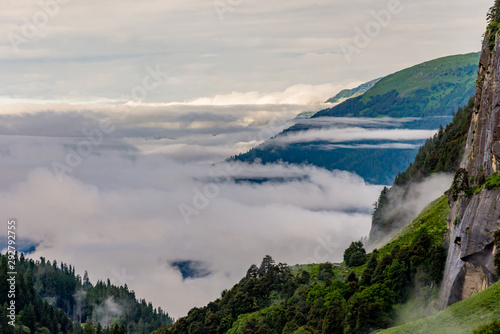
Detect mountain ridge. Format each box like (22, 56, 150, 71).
(314, 52, 480, 118)
(232, 53, 480, 185)
(325, 78, 381, 104)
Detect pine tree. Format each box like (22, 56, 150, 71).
(258, 255, 275, 277)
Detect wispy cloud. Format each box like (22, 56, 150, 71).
(271, 127, 438, 145)
(0, 106, 386, 318)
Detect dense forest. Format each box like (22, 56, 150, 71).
(370, 97, 474, 242)
(0, 252, 173, 334)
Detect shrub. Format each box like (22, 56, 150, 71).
(344, 242, 367, 267)
(474, 319, 500, 334)
(485, 173, 500, 190)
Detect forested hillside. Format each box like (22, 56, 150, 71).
(0, 253, 173, 333)
(153, 197, 450, 334)
(370, 98, 474, 242)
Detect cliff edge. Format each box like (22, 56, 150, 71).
(438, 17, 500, 309)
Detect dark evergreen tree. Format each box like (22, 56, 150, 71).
(258, 255, 275, 277)
(343, 242, 367, 267)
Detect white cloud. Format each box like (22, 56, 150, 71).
(0, 106, 387, 318)
(272, 127, 438, 145)
(182, 83, 356, 105)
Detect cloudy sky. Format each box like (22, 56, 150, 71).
(0, 0, 493, 103)
(0, 0, 493, 319)
(0, 105, 452, 318)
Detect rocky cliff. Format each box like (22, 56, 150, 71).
(438, 23, 500, 309)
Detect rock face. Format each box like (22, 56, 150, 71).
(438, 29, 500, 309)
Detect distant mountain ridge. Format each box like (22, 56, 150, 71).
(325, 78, 381, 104)
(315, 52, 480, 118)
(232, 53, 480, 185)
(229, 53, 479, 185)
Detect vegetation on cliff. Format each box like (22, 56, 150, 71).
(370, 98, 474, 241)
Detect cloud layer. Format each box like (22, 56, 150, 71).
(0, 104, 387, 318)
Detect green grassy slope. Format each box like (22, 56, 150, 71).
(376, 196, 449, 259)
(363, 53, 480, 100)
(377, 282, 500, 334)
(314, 53, 480, 118)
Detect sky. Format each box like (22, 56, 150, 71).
(0, 0, 493, 103)
(0, 0, 494, 320)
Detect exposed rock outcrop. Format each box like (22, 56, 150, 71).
(438, 27, 500, 309)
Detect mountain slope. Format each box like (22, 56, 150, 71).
(370, 98, 474, 243)
(325, 78, 381, 103)
(0, 254, 80, 334)
(377, 281, 500, 334)
(314, 53, 480, 118)
(232, 53, 480, 185)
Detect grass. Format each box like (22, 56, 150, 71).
(314, 52, 480, 118)
(290, 262, 366, 281)
(485, 173, 500, 190)
(467, 173, 500, 196)
(363, 53, 480, 102)
(376, 196, 449, 259)
(376, 281, 500, 334)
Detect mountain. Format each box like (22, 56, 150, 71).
(315, 52, 480, 118)
(232, 53, 480, 185)
(438, 9, 500, 309)
(372, 0, 500, 315)
(325, 78, 381, 104)
(158, 8, 500, 332)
